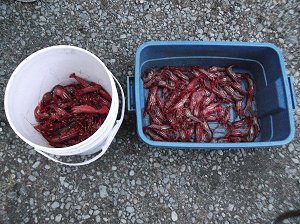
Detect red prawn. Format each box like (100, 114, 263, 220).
(34, 74, 111, 147)
(142, 65, 260, 143)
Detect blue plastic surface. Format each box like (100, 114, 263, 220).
(288, 76, 296, 110)
(134, 41, 296, 148)
(127, 76, 135, 112)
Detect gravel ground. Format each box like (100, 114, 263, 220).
(0, 0, 299, 223)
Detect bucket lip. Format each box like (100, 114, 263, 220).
(4, 45, 118, 153)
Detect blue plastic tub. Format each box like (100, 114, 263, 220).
(128, 41, 296, 148)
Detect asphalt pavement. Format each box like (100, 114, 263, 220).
(0, 0, 299, 223)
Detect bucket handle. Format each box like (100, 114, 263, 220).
(287, 76, 296, 110)
(127, 76, 136, 112)
(33, 73, 125, 166)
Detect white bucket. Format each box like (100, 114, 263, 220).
(4, 45, 125, 166)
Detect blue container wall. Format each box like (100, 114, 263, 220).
(135, 42, 295, 148)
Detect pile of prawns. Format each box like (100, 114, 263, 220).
(34, 74, 111, 147)
(142, 65, 260, 143)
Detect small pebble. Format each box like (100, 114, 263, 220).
(126, 206, 134, 213)
(99, 185, 108, 198)
(145, 14, 151, 20)
(55, 214, 62, 222)
(28, 175, 37, 182)
(268, 204, 274, 210)
(288, 144, 294, 152)
(32, 161, 40, 169)
(45, 165, 50, 169)
(292, 158, 299, 164)
(257, 23, 263, 31)
(94, 210, 100, 215)
(83, 215, 90, 219)
(96, 215, 101, 222)
(171, 211, 178, 221)
(207, 212, 213, 219)
(112, 166, 117, 171)
(154, 163, 160, 168)
(51, 202, 60, 209)
(228, 204, 234, 211)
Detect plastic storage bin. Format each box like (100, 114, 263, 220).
(128, 41, 296, 148)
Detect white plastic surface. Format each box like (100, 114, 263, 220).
(4, 46, 124, 165)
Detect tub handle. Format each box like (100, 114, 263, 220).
(33, 73, 125, 166)
(127, 76, 136, 112)
(288, 76, 296, 110)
